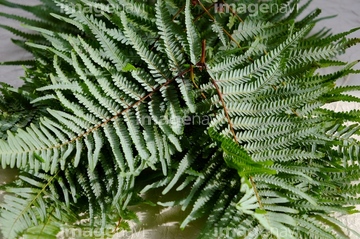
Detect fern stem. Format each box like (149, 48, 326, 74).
(249, 176, 264, 209)
(65, 68, 191, 145)
(211, 74, 265, 211)
(22, 68, 191, 156)
(193, 3, 215, 22)
(6, 172, 59, 237)
(190, 64, 207, 99)
(210, 78, 238, 142)
(173, 4, 186, 20)
(113, 217, 122, 233)
(220, 0, 243, 22)
(196, 0, 241, 48)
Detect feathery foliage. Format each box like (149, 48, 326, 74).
(0, 0, 360, 238)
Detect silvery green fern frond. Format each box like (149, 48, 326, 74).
(1, 0, 360, 238)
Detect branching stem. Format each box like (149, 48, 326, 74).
(29, 69, 191, 153)
(113, 217, 122, 233)
(196, 0, 241, 48)
(200, 39, 263, 210)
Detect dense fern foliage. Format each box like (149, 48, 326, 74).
(1, 0, 360, 238)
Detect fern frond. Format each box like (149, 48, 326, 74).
(1, 1, 360, 238)
(0, 172, 76, 239)
(185, 0, 201, 65)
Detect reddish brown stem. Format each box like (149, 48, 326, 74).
(211, 78, 238, 143)
(196, 39, 207, 71)
(196, 0, 241, 48)
(113, 217, 122, 233)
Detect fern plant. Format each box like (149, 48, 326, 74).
(1, 0, 360, 238)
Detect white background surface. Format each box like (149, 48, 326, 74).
(0, 0, 360, 238)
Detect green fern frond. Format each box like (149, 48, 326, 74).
(0, 172, 76, 239)
(185, 0, 201, 65)
(1, 1, 360, 239)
